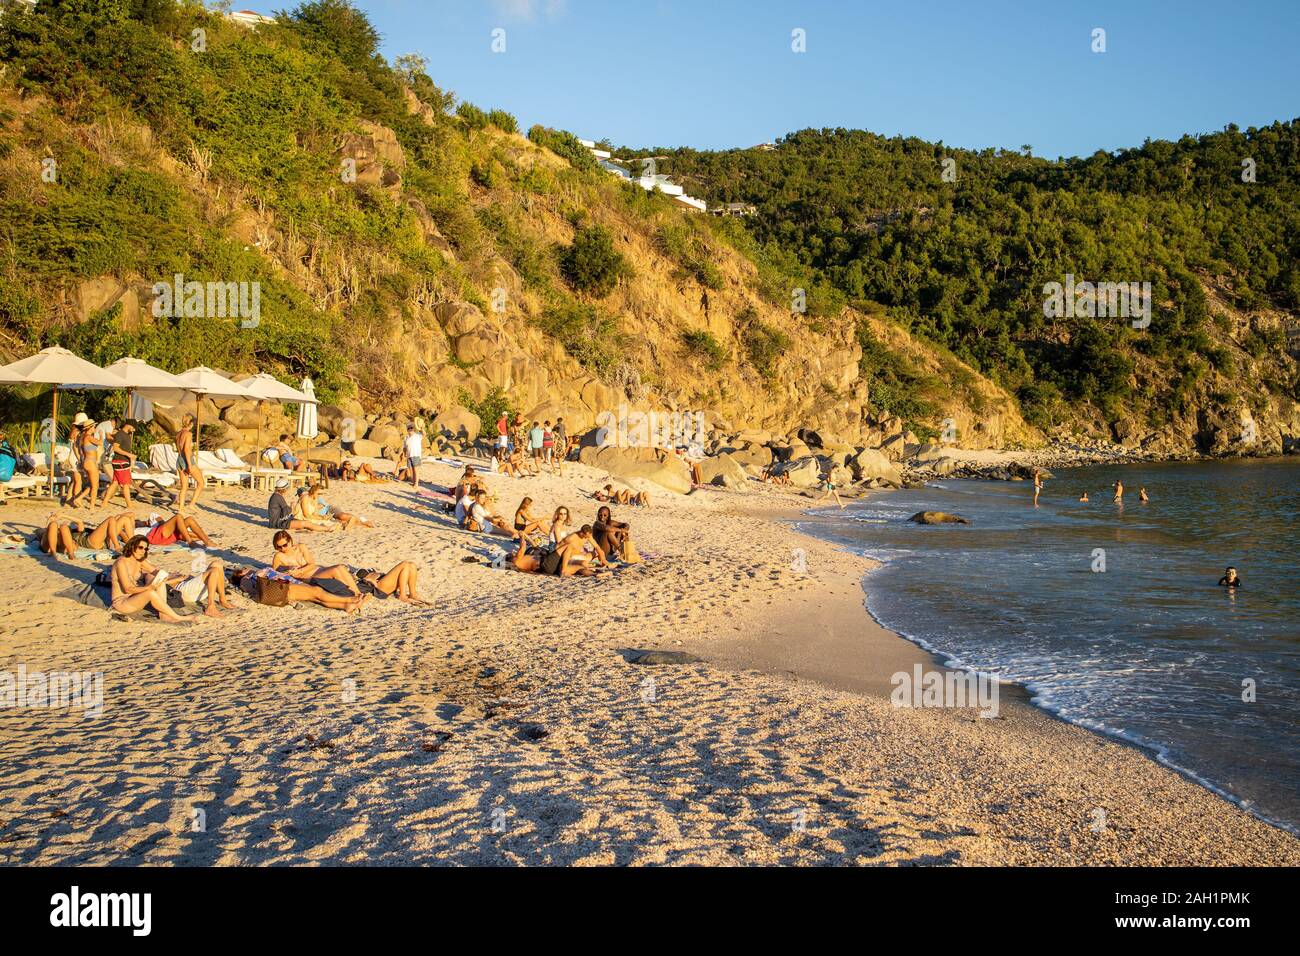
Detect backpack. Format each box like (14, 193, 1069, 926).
(0, 440, 16, 482)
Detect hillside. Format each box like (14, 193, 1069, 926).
(0, 0, 1038, 459)
(618, 124, 1300, 455)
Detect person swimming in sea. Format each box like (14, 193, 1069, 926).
(1139, 486, 1149, 502)
(1218, 567, 1241, 589)
(1078, 491, 1089, 502)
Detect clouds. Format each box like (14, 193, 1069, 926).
(491, 0, 567, 22)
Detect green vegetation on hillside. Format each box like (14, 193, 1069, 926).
(625, 124, 1300, 426)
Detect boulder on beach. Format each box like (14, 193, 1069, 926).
(578, 445, 693, 494)
(432, 405, 481, 443)
(850, 448, 904, 485)
(696, 452, 748, 489)
(778, 456, 823, 488)
(908, 510, 970, 525)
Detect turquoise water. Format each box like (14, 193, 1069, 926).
(806, 457, 1300, 833)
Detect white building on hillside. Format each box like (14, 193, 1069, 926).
(578, 137, 706, 212)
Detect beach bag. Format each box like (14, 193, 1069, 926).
(620, 539, 643, 564)
(0, 441, 16, 482)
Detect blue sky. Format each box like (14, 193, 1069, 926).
(349, 0, 1300, 158)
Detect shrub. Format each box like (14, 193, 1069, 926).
(681, 329, 727, 371)
(742, 320, 791, 380)
(526, 125, 600, 174)
(486, 109, 518, 134)
(559, 225, 628, 297)
(534, 303, 624, 376)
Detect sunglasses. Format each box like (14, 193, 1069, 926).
(134, 545, 149, 554)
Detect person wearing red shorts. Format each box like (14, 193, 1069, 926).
(143, 512, 213, 549)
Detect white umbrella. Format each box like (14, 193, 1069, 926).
(297, 378, 318, 472)
(0, 347, 128, 495)
(103, 357, 187, 424)
(239, 374, 318, 477)
(161, 366, 255, 463)
(296, 378, 318, 440)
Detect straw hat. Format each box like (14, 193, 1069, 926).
(72, 412, 91, 426)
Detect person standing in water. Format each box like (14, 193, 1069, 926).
(1033, 468, 1044, 506)
(1113, 479, 1124, 502)
(1139, 486, 1149, 502)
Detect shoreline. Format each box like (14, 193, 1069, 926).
(778, 489, 1300, 840)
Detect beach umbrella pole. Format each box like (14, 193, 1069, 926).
(48, 387, 58, 498)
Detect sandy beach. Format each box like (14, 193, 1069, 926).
(0, 458, 1296, 866)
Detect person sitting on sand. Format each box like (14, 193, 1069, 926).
(593, 505, 641, 564)
(497, 447, 525, 478)
(231, 567, 369, 614)
(297, 483, 373, 530)
(37, 511, 136, 557)
(357, 561, 426, 604)
(140, 511, 214, 549)
(169, 556, 236, 618)
(509, 526, 605, 576)
(548, 505, 572, 547)
(269, 479, 332, 532)
(1218, 566, 1242, 589)
(110, 535, 189, 624)
(761, 464, 791, 486)
(513, 497, 549, 544)
(1139, 486, 1149, 502)
(1078, 491, 1089, 502)
(464, 490, 521, 539)
(275, 435, 310, 473)
(270, 530, 359, 594)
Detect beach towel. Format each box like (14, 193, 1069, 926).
(417, 488, 456, 504)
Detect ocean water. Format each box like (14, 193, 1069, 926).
(803, 457, 1300, 833)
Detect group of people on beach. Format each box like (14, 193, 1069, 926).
(492, 414, 571, 478)
(443, 465, 641, 576)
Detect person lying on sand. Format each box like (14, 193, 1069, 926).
(110, 535, 190, 624)
(509, 526, 605, 576)
(270, 530, 359, 594)
(37, 511, 136, 556)
(231, 567, 369, 613)
(140, 511, 213, 549)
(592, 484, 649, 507)
(1217, 566, 1242, 589)
(593, 505, 642, 564)
(339, 460, 385, 483)
(296, 483, 374, 530)
(357, 561, 427, 604)
(170, 556, 237, 618)
(269, 480, 334, 532)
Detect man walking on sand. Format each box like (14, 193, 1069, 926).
(404, 424, 423, 489)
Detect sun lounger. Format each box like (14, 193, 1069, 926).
(149, 444, 245, 487)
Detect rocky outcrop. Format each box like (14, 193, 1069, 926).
(578, 445, 693, 494)
(908, 511, 970, 525)
(696, 452, 748, 489)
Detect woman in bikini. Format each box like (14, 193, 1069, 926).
(142, 512, 213, 549)
(298, 483, 373, 530)
(548, 506, 572, 547)
(75, 417, 103, 508)
(513, 497, 548, 546)
(110, 536, 189, 624)
(38, 511, 136, 556)
(175, 413, 205, 510)
(270, 530, 360, 594)
(357, 561, 426, 604)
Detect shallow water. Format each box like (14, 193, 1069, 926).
(803, 457, 1300, 833)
